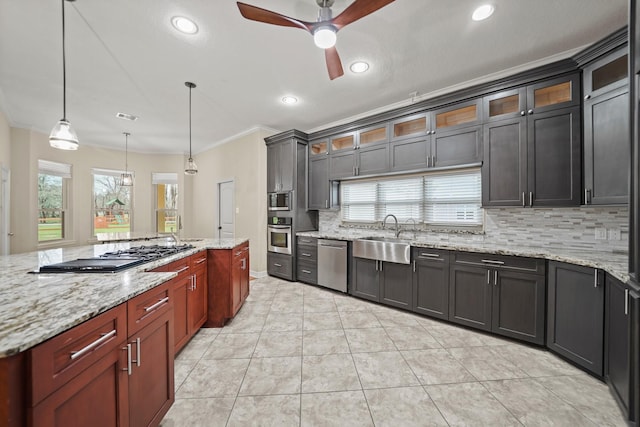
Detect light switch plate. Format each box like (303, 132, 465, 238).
(595, 228, 607, 240)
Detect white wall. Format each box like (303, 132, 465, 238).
(0, 111, 9, 168)
(188, 128, 272, 274)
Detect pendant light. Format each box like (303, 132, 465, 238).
(184, 82, 198, 175)
(120, 132, 133, 186)
(49, 0, 79, 150)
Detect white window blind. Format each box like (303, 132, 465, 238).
(341, 169, 482, 226)
(152, 172, 178, 184)
(424, 170, 482, 225)
(92, 167, 132, 177)
(38, 159, 71, 178)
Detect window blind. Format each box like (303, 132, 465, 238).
(424, 169, 482, 225)
(378, 177, 423, 221)
(341, 180, 377, 222)
(38, 159, 71, 178)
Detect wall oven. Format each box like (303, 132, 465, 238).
(267, 216, 292, 255)
(268, 192, 291, 211)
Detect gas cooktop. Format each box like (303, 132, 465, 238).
(38, 244, 195, 273)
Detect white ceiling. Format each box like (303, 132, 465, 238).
(0, 0, 628, 154)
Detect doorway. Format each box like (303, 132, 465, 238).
(0, 166, 10, 255)
(218, 180, 234, 239)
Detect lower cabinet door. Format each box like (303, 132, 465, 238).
(173, 276, 190, 354)
(351, 257, 380, 302)
(605, 275, 630, 414)
(231, 257, 243, 316)
(189, 266, 208, 333)
(547, 261, 604, 376)
(380, 262, 413, 310)
(413, 258, 449, 320)
(449, 264, 492, 331)
(492, 270, 545, 344)
(128, 311, 174, 427)
(31, 344, 129, 427)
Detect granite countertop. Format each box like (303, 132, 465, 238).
(0, 237, 248, 357)
(297, 230, 630, 284)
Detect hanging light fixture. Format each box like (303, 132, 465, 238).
(184, 82, 198, 175)
(120, 132, 133, 186)
(49, 0, 79, 150)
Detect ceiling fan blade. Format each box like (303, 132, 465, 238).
(237, 2, 313, 32)
(332, 0, 395, 29)
(325, 47, 344, 80)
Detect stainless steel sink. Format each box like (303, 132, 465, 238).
(352, 237, 411, 264)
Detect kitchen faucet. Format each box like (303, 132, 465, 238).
(382, 214, 400, 238)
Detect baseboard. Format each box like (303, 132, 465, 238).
(250, 270, 267, 279)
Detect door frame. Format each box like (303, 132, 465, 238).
(0, 165, 10, 255)
(217, 179, 235, 238)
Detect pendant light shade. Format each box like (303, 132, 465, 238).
(50, 0, 79, 150)
(120, 132, 133, 186)
(184, 81, 198, 175)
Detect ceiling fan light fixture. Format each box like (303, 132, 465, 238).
(313, 26, 337, 49)
(350, 61, 369, 73)
(472, 4, 495, 21)
(171, 16, 198, 34)
(49, 119, 79, 150)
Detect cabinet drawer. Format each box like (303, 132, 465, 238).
(190, 251, 207, 269)
(453, 251, 544, 274)
(29, 303, 127, 406)
(297, 244, 318, 262)
(297, 236, 318, 247)
(127, 282, 173, 335)
(297, 261, 318, 285)
(267, 253, 293, 280)
(233, 243, 250, 259)
(150, 257, 190, 276)
(412, 247, 450, 263)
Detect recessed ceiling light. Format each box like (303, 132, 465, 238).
(472, 4, 494, 21)
(171, 16, 198, 34)
(281, 96, 298, 105)
(116, 112, 138, 121)
(350, 61, 370, 73)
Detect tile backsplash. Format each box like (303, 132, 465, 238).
(319, 206, 629, 253)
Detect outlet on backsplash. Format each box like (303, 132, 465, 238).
(608, 229, 621, 241)
(595, 228, 608, 240)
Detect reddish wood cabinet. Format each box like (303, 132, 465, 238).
(206, 242, 250, 327)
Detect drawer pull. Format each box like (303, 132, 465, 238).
(236, 251, 243, 256)
(175, 266, 190, 274)
(302, 269, 312, 274)
(420, 253, 440, 258)
(71, 329, 116, 360)
(194, 257, 206, 264)
(302, 252, 312, 257)
(241, 259, 246, 270)
(481, 259, 505, 265)
(274, 263, 282, 267)
(132, 337, 141, 367)
(144, 296, 169, 313)
(123, 343, 132, 375)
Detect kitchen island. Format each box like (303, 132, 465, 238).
(0, 237, 248, 427)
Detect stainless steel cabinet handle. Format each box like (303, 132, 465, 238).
(123, 343, 132, 375)
(379, 261, 383, 272)
(528, 109, 534, 115)
(132, 337, 141, 367)
(594, 270, 599, 288)
(70, 330, 116, 360)
(487, 270, 491, 284)
(241, 259, 246, 270)
(325, 200, 329, 209)
(522, 192, 526, 207)
(274, 263, 282, 267)
(481, 259, 505, 265)
(412, 260, 416, 272)
(529, 192, 533, 206)
(520, 111, 525, 116)
(302, 252, 312, 257)
(175, 266, 190, 274)
(494, 271, 498, 285)
(144, 296, 169, 312)
(302, 269, 311, 274)
(624, 288, 629, 314)
(195, 257, 206, 264)
(584, 94, 591, 100)
(193, 274, 197, 290)
(420, 253, 441, 258)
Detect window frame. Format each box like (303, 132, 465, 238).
(152, 173, 179, 234)
(37, 160, 71, 243)
(91, 168, 134, 236)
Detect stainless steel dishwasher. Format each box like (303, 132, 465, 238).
(317, 239, 348, 292)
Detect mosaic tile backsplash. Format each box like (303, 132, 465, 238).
(319, 206, 629, 254)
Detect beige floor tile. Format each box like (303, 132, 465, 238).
(374, 310, 421, 327)
(202, 333, 260, 359)
(339, 311, 382, 328)
(300, 390, 374, 427)
(219, 314, 266, 334)
(365, 386, 448, 427)
(173, 358, 197, 392)
(303, 298, 338, 313)
(253, 331, 302, 357)
(175, 332, 216, 360)
(303, 285, 339, 300)
(303, 329, 350, 355)
(402, 349, 476, 385)
(263, 312, 303, 332)
(483, 378, 597, 426)
(177, 358, 250, 398)
(352, 351, 420, 389)
(334, 296, 374, 312)
(302, 353, 362, 392)
(447, 346, 528, 381)
(159, 397, 235, 427)
(303, 312, 343, 330)
(426, 382, 520, 426)
(499, 344, 584, 377)
(344, 328, 396, 353)
(238, 356, 301, 396)
(427, 324, 487, 348)
(384, 325, 442, 350)
(227, 395, 300, 427)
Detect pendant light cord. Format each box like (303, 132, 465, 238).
(124, 133, 129, 173)
(61, 0, 67, 120)
(188, 85, 193, 160)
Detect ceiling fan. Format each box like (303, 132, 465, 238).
(237, 0, 395, 80)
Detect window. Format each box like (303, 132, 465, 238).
(92, 168, 133, 235)
(38, 160, 71, 242)
(341, 169, 482, 226)
(153, 173, 179, 233)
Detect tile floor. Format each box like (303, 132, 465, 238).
(160, 276, 627, 427)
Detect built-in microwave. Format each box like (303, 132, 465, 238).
(268, 192, 291, 211)
(267, 216, 292, 255)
